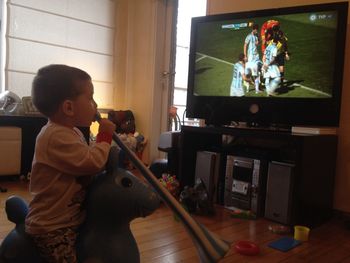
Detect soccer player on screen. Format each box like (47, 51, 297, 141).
(230, 53, 253, 97)
(262, 38, 281, 96)
(260, 20, 280, 53)
(243, 23, 262, 94)
(261, 21, 290, 85)
(271, 24, 290, 85)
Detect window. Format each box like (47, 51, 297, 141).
(1, 0, 115, 109)
(173, 0, 206, 127)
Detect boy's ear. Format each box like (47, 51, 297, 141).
(62, 100, 75, 117)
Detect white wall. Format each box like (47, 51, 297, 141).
(114, 0, 176, 164)
(4, 0, 116, 109)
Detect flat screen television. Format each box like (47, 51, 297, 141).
(186, 2, 348, 128)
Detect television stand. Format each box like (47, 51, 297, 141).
(178, 125, 337, 227)
(223, 122, 292, 133)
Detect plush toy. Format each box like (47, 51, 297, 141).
(0, 147, 160, 263)
(179, 178, 215, 215)
(159, 174, 180, 197)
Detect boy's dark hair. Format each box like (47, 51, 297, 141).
(32, 64, 91, 117)
(252, 24, 259, 30)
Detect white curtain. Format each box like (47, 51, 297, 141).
(3, 0, 116, 109)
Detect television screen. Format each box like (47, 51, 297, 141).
(186, 2, 348, 127)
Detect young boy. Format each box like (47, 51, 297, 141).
(25, 64, 116, 263)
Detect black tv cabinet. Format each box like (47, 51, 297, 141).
(178, 125, 338, 227)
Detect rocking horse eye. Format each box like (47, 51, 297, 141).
(121, 177, 133, 188)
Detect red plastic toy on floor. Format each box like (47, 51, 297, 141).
(235, 240, 260, 256)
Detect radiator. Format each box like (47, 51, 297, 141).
(0, 126, 21, 175)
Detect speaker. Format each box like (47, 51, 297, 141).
(195, 151, 220, 203)
(264, 161, 295, 225)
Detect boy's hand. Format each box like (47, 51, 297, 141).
(98, 118, 116, 135)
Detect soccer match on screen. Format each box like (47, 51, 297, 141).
(193, 11, 338, 98)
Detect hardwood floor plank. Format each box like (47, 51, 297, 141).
(1, 179, 350, 263)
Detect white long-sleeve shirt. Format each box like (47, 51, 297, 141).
(25, 121, 111, 235)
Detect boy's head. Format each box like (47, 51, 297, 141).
(32, 64, 92, 118)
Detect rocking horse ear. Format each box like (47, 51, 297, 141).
(106, 146, 121, 172)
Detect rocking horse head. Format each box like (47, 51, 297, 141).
(0, 146, 160, 263)
(77, 146, 161, 263)
(83, 146, 160, 225)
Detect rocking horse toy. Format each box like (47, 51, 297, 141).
(0, 146, 160, 263)
(0, 114, 230, 263)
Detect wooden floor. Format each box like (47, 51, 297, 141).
(1, 179, 350, 262)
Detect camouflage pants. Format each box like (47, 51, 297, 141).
(31, 226, 78, 263)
